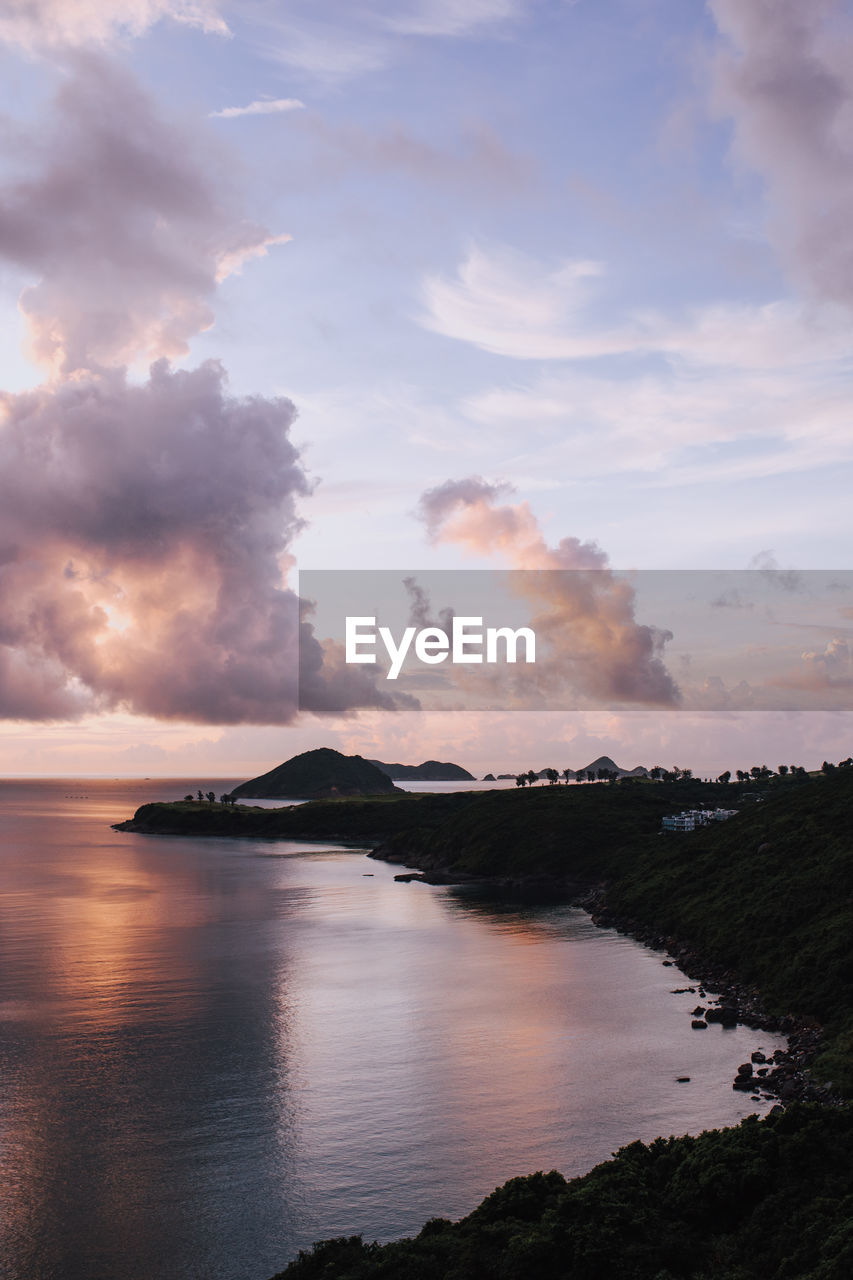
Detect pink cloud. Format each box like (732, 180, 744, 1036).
(417, 477, 680, 707)
(0, 0, 227, 49)
(0, 57, 284, 375)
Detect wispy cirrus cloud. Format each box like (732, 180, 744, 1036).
(210, 96, 305, 119)
(405, 232, 853, 489)
(384, 0, 524, 38)
(420, 242, 853, 368)
(258, 0, 532, 81)
(0, 0, 228, 48)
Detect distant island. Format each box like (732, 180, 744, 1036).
(230, 748, 401, 800)
(491, 757, 649, 782)
(531, 755, 648, 781)
(575, 754, 648, 779)
(368, 759, 475, 781)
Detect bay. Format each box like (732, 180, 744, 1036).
(0, 779, 784, 1280)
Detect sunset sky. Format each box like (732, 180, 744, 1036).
(1, 0, 852, 777)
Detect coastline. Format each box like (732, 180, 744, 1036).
(381, 858, 827, 1109)
(116, 775, 852, 1106)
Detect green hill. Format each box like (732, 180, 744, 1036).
(230, 748, 401, 799)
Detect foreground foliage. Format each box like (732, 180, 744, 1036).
(272, 1105, 853, 1280)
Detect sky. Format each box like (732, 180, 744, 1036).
(0, 0, 852, 777)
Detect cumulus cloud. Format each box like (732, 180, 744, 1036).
(416, 477, 680, 706)
(0, 57, 287, 374)
(0, 361, 406, 721)
(748, 551, 803, 593)
(210, 97, 305, 119)
(0, 0, 227, 48)
(0, 60, 410, 724)
(710, 0, 853, 307)
(798, 638, 853, 688)
(691, 676, 756, 710)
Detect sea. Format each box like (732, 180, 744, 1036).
(0, 778, 785, 1280)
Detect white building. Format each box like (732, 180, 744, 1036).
(662, 814, 696, 832)
(662, 808, 737, 833)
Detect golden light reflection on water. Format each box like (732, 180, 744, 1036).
(0, 780, 789, 1280)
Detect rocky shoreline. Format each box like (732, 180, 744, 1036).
(575, 885, 838, 1109)
(383, 856, 838, 1110)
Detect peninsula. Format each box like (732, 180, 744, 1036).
(114, 765, 853, 1279)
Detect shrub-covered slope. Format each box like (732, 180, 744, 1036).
(272, 1105, 853, 1280)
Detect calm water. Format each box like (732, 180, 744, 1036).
(0, 779, 784, 1280)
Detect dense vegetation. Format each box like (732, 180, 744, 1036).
(115, 789, 476, 840)
(119, 771, 853, 1089)
(230, 747, 400, 799)
(118, 769, 853, 1279)
(605, 770, 853, 1093)
(370, 777, 740, 879)
(272, 1105, 853, 1280)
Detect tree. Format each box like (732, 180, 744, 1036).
(717, 771, 731, 785)
(750, 766, 762, 779)
(562, 768, 572, 784)
(649, 766, 662, 781)
(515, 774, 527, 788)
(822, 760, 836, 774)
(184, 794, 194, 802)
(526, 770, 538, 786)
(197, 789, 204, 802)
(778, 765, 788, 776)
(545, 768, 559, 785)
(220, 794, 231, 805)
(586, 770, 596, 783)
(681, 768, 693, 780)
(206, 791, 215, 803)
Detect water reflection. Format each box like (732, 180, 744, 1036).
(0, 780, 786, 1280)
